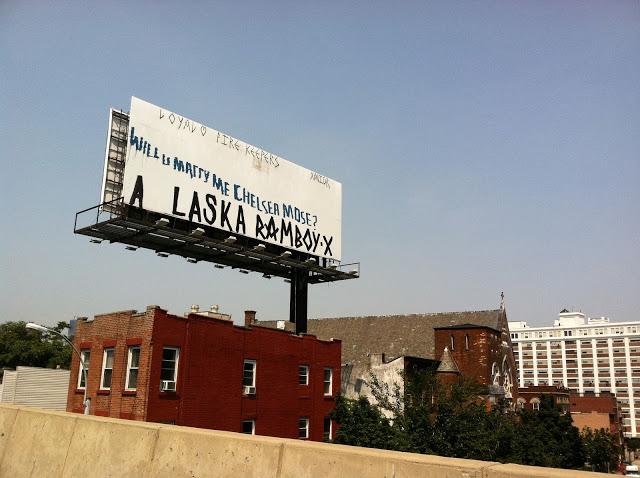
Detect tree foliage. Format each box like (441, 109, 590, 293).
(582, 427, 620, 472)
(510, 395, 585, 469)
(331, 396, 393, 449)
(0, 321, 71, 372)
(331, 370, 618, 471)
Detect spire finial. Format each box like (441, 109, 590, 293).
(500, 291, 505, 310)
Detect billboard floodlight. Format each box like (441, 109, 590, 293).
(279, 251, 292, 259)
(284, 278, 291, 283)
(262, 274, 272, 279)
(190, 227, 205, 237)
(224, 235, 237, 244)
(155, 218, 170, 227)
(125, 246, 138, 251)
(349, 269, 359, 276)
(214, 264, 225, 269)
(90, 238, 103, 244)
(186, 258, 198, 263)
(25, 323, 49, 333)
(156, 252, 169, 258)
(238, 269, 249, 274)
(253, 244, 266, 252)
(328, 264, 337, 270)
(304, 258, 316, 265)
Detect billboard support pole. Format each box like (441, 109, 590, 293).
(289, 269, 309, 334)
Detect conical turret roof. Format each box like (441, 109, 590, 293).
(437, 347, 460, 374)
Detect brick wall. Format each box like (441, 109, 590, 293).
(67, 306, 156, 420)
(570, 393, 620, 434)
(434, 322, 518, 399)
(67, 306, 341, 442)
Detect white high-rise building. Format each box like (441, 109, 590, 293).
(509, 310, 640, 437)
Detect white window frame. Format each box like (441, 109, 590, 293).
(161, 347, 180, 383)
(299, 365, 309, 385)
(125, 346, 141, 391)
(298, 417, 309, 439)
(243, 360, 256, 387)
(242, 419, 255, 435)
(100, 348, 115, 390)
(531, 398, 540, 411)
(323, 368, 333, 396)
(323, 416, 332, 441)
(77, 349, 90, 389)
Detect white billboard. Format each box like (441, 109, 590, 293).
(121, 97, 342, 260)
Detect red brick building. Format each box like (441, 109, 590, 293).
(260, 306, 518, 404)
(517, 385, 571, 412)
(570, 392, 623, 438)
(67, 305, 341, 442)
(434, 321, 517, 401)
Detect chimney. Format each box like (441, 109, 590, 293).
(191, 304, 200, 313)
(369, 353, 384, 367)
(244, 310, 257, 327)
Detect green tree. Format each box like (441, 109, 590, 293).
(510, 395, 584, 469)
(332, 371, 588, 471)
(369, 369, 517, 461)
(0, 321, 71, 371)
(582, 427, 620, 473)
(626, 437, 640, 462)
(330, 395, 394, 449)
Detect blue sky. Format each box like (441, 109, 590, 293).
(1, 1, 638, 327)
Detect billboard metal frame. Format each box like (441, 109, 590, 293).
(74, 197, 359, 333)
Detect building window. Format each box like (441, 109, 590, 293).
(450, 334, 455, 351)
(323, 368, 333, 396)
(243, 360, 256, 387)
(242, 420, 255, 435)
(100, 348, 115, 390)
(299, 365, 309, 385)
(125, 346, 140, 390)
(516, 398, 526, 410)
(323, 417, 332, 441)
(465, 334, 470, 350)
(298, 417, 309, 439)
(531, 398, 540, 411)
(161, 347, 180, 389)
(77, 349, 90, 389)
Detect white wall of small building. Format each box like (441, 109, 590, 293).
(341, 355, 405, 418)
(0, 366, 70, 411)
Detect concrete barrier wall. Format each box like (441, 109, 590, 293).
(0, 405, 609, 478)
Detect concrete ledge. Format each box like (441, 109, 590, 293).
(0, 407, 77, 477)
(0, 404, 18, 465)
(485, 463, 610, 477)
(148, 426, 284, 478)
(0, 405, 610, 478)
(62, 415, 161, 477)
(280, 440, 490, 478)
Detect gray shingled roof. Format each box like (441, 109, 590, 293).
(258, 309, 504, 365)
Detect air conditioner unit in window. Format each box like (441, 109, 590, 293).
(243, 386, 256, 395)
(160, 380, 176, 392)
